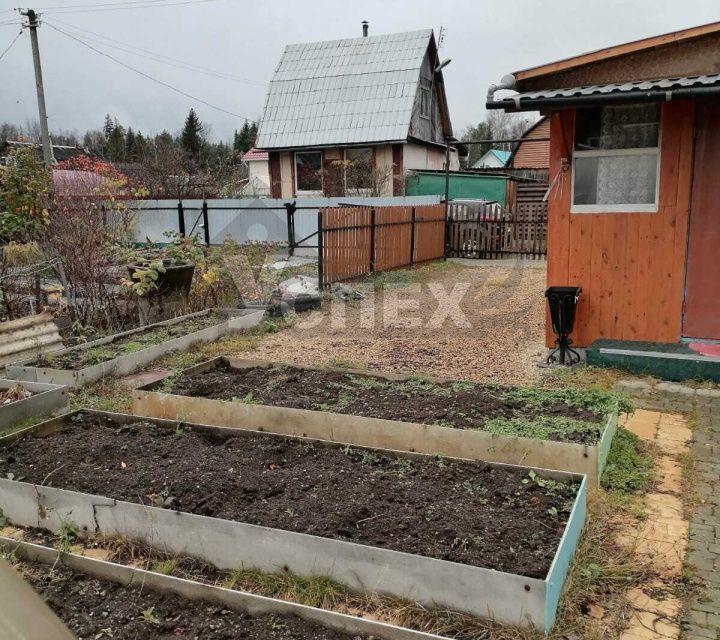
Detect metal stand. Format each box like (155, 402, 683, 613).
(547, 333, 581, 365)
(545, 286, 582, 366)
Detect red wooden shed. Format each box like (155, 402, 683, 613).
(488, 22, 720, 352)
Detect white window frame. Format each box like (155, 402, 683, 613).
(294, 150, 323, 195)
(343, 147, 373, 196)
(570, 110, 662, 214)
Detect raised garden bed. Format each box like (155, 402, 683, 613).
(3, 539, 443, 640)
(133, 357, 620, 483)
(6, 309, 265, 388)
(0, 410, 588, 633)
(0, 379, 68, 432)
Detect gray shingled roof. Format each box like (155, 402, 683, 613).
(256, 29, 433, 150)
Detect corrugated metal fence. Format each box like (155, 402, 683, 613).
(319, 204, 445, 287)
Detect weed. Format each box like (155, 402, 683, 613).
(325, 357, 361, 370)
(285, 508, 298, 518)
(601, 428, 654, 493)
(147, 488, 175, 508)
(347, 374, 387, 390)
(335, 393, 353, 410)
(522, 470, 568, 497)
(314, 403, 331, 412)
(151, 559, 178, 575)
(232, 392, 256, 405)
(0, 413, 53, 438)
(482, 415, 602, 443)
(56, 520, 78, 553)
(141, 606, 161, 625)
(502, 386, 633, 417)
(69, 378, 133, 414)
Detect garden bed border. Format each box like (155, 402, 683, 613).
(0, 379, 68, 431)
(132, 357, 618, 484)
(5, 310, 265, 388)
(0, 538, 447, 640)
(0, 409, 588, 634)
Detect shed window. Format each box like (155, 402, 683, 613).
(295, 151, 322, 193)
(420, 82, 431, 119)
(572, 104, 660, 212)
(344, 147, 373, 192)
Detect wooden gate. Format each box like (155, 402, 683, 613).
(447, 202, 547, 260)
(319, 204, 445, 287)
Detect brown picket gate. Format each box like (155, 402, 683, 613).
(319, 204, 445, 288)
(447, 202, 547, 260)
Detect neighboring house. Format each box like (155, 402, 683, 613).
(471, 149, 511, 169)
(508, 117, 550, 170)
(256, 25, 458, 198)
(239, 148, 270, 197)
(487, 20, 720, 351)
(0, 140, 93, 165)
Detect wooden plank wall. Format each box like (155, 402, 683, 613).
(413, 204, 446, 263)
(321, 207, 372, 285)
(320, 204, 445, 287)
(545, 101, 696, 347)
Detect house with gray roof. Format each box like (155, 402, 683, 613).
(256, 24, 458, 198)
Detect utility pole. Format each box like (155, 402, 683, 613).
(20, 9, 54, 165)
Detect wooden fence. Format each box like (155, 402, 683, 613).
(319, 204, 445, 287)
(448, 201, 547, 260)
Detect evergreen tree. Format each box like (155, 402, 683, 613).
(125, 127, 136, 161)
(106, 121, 126, 162)
(249, 121, 259, 148)
(235, 121, 251, 152)
(180, 108, 203, 160)
(103, 114, 114, 140)
(134, 132, 148, 162)
(155, 130, 174, 147)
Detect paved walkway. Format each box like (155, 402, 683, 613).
(615, 381, 720, 639)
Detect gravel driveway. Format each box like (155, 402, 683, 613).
(242, 259, 547, 385)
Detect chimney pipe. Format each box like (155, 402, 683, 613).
(362, 21, 369, 37)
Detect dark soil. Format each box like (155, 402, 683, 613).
(0, 413, 580, 578)
(166, 363, 604, 444)
(19, 560, 359, 639)
(30, 313, 225, 370)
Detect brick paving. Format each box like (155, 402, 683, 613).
(615, 381, 720, 640)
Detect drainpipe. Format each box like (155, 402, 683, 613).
(486, 74, 517, 104)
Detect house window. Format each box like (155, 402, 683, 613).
(344, 147, 373, 193)
(420, 82, 431, 119)
(572, 104, 660, 212)
(295, 151, 322, 193)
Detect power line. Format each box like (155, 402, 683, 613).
(45, 21, 252, 121)
(36, 0, 173, 9)
(0, 29, 23, 63)
(49, 17, 266, 85)
(39, 0, 219, 15)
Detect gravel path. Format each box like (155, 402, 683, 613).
(240, 260, 546, 385)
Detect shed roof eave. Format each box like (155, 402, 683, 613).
(512, 20, 720, 82)
(487, 82, 720, 111)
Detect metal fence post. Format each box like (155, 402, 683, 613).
(284, 201, 297, 256)
(369, 207, 376, 273)
(409, 206, 416, 266)
(177, 200, 186, 237)
(317, 209, 324, 291)
(202, 200, 210, 246)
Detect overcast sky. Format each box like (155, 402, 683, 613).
(1, 0, 719, 143)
